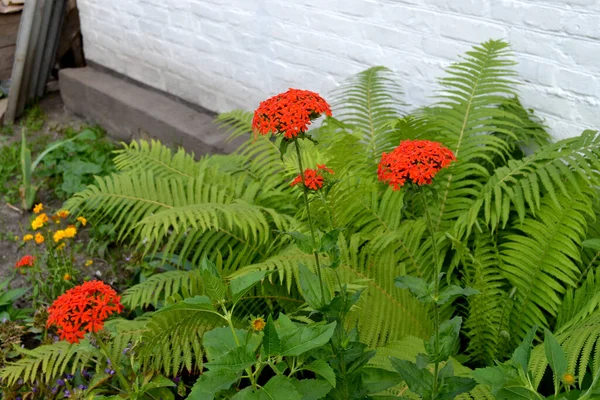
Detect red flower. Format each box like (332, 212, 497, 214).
(252, 88, 332, 139)
(15, 255, 35, 268)
(47, 280, 124, 343)
(378, 140, 456, 190)
(291, 165, 334, 191)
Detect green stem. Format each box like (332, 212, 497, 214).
(221, 305, 258, 390)
(94, 333, 131, 395)
(294, 140, 326, 301)
(421, 189, 441, 398)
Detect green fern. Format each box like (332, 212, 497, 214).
(0, 341, 99, 385)
(502, 194, 593, 344)
(122, 270, 202, 309)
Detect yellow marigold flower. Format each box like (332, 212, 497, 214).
(64, 226, 77, 238)
(85, 259, 93, 267)
(34, 233, 44, 244)
(53, 230, 65, 243)
(33, 203, 43, 214)
(31, 213, 49, 230)
(23, 234, 34, 242)
(251, 317, 266, 331)
(76, 216, 87, 226)
(56, 210, 70, 219)
(63, 273, 71, 281)
(563, 373, 576, 386)
(56, 242, 66, 251)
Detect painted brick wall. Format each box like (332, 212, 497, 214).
(76, 0, 600, 139)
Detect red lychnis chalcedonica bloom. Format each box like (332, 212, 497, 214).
(378, 140, 456, 190)
(291, 164, 334, 191)
(15, 255, 35, 268)
(47, 280, 124, 343)
(252, 89, 332, 139)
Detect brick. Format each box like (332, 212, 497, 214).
(516, 58, 558, 87)
(562, 38, 600, 71)
(439, 15, 507, 42)
(557, 69, 600, 97)
(429, 0, 489, 17)
(562, 12, 600, 39)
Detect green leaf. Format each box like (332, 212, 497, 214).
(437, 285, 479, 305)
(203, 327, 248, 361)
(293, 379, 332, 400)
(582, 239, 600, 252)
(298, 264, 330, 309)
(303, 359, 336, 388)
(200, 264, 226, 304)
(279, 138, 292, 160)
(230, 270, 268, 304)
(0, 288, 27, 305)
(426, 317, 462, 362)
(438, 376, 477, 400)
(496, 386, 540, 399)
(512, 325, 537, 372)
(544, 328, 567, 392)
(290, 232, 315, 254)
(204, 346, 256, 373)
(277, 314, 336, 356)
(188, 369, 239, 400)
(140, 375, 176, 393)
(360, 367, 403, 395)
(262, 315, 281, 357)
(319, 229, 341, 252)
(395, 276, 433, 303)
(232, 375, 303, 400)
(389, 358, 433, 397)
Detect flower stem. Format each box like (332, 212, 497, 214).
(294, 140, 326, 301)
(421, 189, 441, 398)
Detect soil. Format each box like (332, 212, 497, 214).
(0, 93, 117, 288)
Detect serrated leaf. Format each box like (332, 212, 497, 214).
(298, 264, 330, 309)
(437, 285, 479, 305)
(544, 328, 567, 393)
(188, 369, 239, 399)
(204, 346, 256, 373)
(426, 317, 462, 362)
(231, 375, 303, 400)
(262, 315, 280, 357)
(303, 360, 336, 388)
(290, 232, 315, 254)
(395, 275, 433, 303)
(203, 327, 248, 361)
(277, 314, 336, 356)
(293, 379, 332, 400)
(230, 270, 268, 304)
(390, 358, 433, 397)
(512, 325, 537, 372)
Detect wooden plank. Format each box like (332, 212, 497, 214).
(0, 15, 19, 47)
(0, 44, 15, 80)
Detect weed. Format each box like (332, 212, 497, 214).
(23, 104, 46, 131)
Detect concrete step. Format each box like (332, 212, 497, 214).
(59, 67, 237, 156)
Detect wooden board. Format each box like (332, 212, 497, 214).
(0, 13, 20, 80)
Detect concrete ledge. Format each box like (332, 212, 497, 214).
(59, 67, 236, 155)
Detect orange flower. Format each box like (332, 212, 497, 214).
(291, 165, 334, 191)
(31, 213, 49, 230)
(378, 140, 456, 190)
(46, 280, 124, 343)
(251, 317, 266, 331)
(63, 273, 71, 281)
(85, 260, 94, 267)
(252, 89, 332, 139)
(562, 373, 575, 386)
(23, 234, 34, 242)
(34, 232, 44, 244)
(15, 255, 35, 268)
(56, 242, 66, 251)
(76, 216, 87, 226)
(33, 203, 43, 214)
(56, 210, 70, 219)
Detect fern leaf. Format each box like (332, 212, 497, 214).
(122, 270, 202, 309)
(113, 140, 198, 178)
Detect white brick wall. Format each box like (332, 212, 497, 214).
(77, 0, 600, 139)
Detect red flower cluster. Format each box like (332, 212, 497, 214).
(378, 140, 456, 190)
(47, 280, 124, 343)
(252, 88, 332, 139)
(291, 164, 334, 191)
(15, 255, 35, 268)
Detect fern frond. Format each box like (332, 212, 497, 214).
(432, 39, 521, 229)
(139, 302, 224, 375)
(503, 194, 592, 344)
(122, 270, 202, 309)
(113, 140, 198, 178)
(462, 130, 600, 231)
(215, 110, 253, 140)
(530, 312, 600, 388)
(330, 66, 404, 162)
(0, 341, 100, 385)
